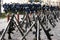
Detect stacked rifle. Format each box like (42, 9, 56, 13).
(1, 3, 60, 40)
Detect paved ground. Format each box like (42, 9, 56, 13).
(0, 15, 60, 40)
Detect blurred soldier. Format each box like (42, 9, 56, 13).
(48, 9, 56, 28)
(8, 21, 15, 39)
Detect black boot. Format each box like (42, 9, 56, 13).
(8, 33, 12, 39)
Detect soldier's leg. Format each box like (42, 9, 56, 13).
(8, 33, 12, 39)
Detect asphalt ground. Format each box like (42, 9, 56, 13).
(0, 15, 60, 40)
